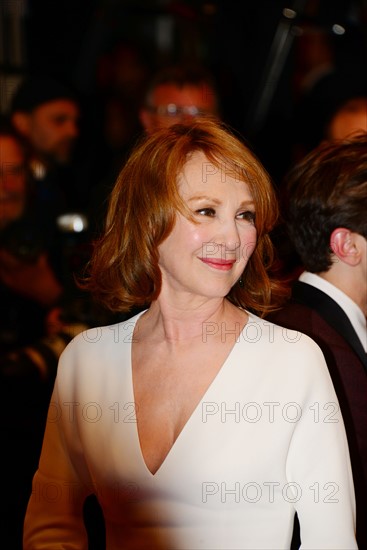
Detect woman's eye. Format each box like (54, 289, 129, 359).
(237, 210, 256, 222)
(196, 208, 216, 217)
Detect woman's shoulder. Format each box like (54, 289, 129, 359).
(242, 313, 337, 401)
(58, 310, 145, 372)
(245, 312, 329, 373)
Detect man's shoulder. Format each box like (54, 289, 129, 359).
(268, 282, 351, 350)
(268, 296, 321, 330)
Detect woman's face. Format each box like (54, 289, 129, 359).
(158, 151, 257, 301)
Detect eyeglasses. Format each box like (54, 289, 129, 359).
(147, 104, 207, 117)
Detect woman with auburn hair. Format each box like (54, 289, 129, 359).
(24, 118, 356, 549)
(87, 117, 283, 315)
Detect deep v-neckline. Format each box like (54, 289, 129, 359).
(129, 310, 251, 477)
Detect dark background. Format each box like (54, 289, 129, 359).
(2, 0, 367, 187)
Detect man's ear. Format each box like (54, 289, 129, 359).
(330, 228, 361, 266)
(11, 112, 31, 137)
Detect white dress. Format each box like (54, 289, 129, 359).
(23, 311, 357, 549)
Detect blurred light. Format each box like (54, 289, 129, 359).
(332, 24, 345, 35)
(283, 8, 297, 19)
(57, 213, 88, 233)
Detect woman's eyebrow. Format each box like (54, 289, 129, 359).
(186, 196, 255, 209)
(238, 200, 255, 209)
(187, 195, 221, 204)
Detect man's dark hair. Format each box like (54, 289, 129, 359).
(0, 114, 26, 143)
(10, 76, 78, 114)
(283, 134, 367, 273)
(143, 63, 219, 109)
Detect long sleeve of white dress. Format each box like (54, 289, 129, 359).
(23, 312, 357, 550)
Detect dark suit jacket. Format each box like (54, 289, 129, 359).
(269, 281, 367, 549)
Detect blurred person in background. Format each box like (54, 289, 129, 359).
(139, 63, 220, 133)
(291, 70, 367, 164)
(0, 117, 108, 549)
(325, 95, 367, 141)
(0, 117, 65, 550)
(10, 76, 82, 214)
(95, 41, 151, 170)
(0, 118, 63, 352)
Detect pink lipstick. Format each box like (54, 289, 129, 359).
(199, 258, 235, 271)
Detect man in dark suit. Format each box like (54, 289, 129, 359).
(270, 134, 367, 548)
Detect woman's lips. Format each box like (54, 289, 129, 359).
(199, 258, 236, 271)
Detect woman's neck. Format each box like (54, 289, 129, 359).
(137, 295, 247, 344)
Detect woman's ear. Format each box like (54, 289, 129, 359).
(330, 228, 362, 266)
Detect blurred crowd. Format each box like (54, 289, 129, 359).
(1, 20, 367, 549)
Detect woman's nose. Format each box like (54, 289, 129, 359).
(217, 219, 241, 253)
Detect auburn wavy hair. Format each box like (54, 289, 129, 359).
(82, 117, 288, 316)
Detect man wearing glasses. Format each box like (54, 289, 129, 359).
(139, 63, 220, 133)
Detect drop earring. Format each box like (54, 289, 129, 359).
(238, 274, 244, 288)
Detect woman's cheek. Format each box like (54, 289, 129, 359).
(240, 228, 257, 263)
(191, 227, 211, 248)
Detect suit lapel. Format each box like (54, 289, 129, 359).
(292, 281, 367, 372)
